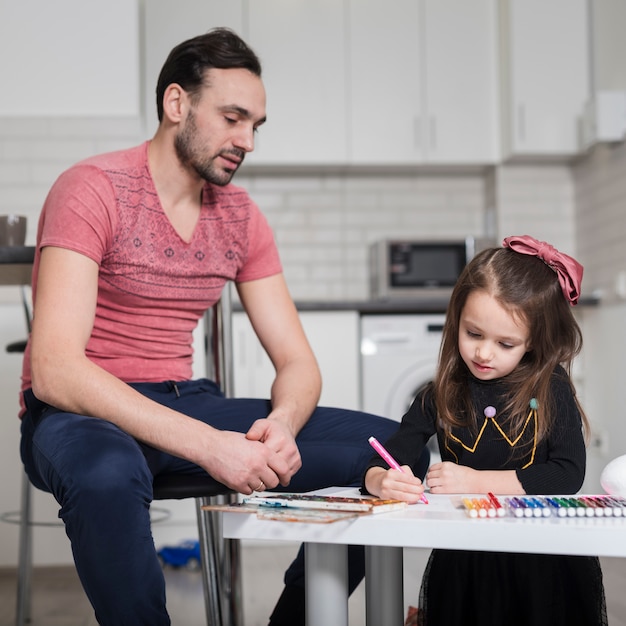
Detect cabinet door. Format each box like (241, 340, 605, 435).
(423, 0, 499, 164)
(245, 1, 348, 165)
(0, 0, 139, 117)
(143, 0, 244, 130)
(500, 0, 590, 157)
(349, 0, 498, 165)
(232, 311, 360, 410)
(348, 0, 424, 164)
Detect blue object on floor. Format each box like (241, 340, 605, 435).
(157, 539, 202, 570)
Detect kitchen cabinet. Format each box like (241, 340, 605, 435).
(348, 0, 499, 165)
(232, 311, 360, 410)
(499, 0, 590, 158)
(143, 0, 498, 166)
(0, 0, 139, 117)
(144, 0, 347, 164)
(245, 1, 349, 166)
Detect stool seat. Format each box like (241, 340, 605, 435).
(153, 473, 232, 501)
(6, 339, 27, 353)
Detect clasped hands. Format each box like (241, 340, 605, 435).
(201, 417, 301, 495)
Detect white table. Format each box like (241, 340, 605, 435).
(222, 488, 626, 626)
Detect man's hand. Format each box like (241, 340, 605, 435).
(245, 417, 302, 486)
(197, 429, 291, 495)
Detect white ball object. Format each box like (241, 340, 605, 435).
(600, 455, 626, 496)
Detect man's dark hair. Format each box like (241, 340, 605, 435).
(155, 27, 262, 121)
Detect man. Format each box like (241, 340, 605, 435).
(20, 28, 425, 625)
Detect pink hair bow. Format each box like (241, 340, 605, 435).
(502, 235, 584, 305)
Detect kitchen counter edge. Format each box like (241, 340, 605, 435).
(234, 296, 600, 315)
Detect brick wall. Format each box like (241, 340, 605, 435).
(238, 171, 487, 300)
(573, 141, 626, 304)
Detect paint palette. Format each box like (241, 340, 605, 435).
(462, 494, 626, 519)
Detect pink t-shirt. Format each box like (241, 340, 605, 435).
(21, 142, 282, 393)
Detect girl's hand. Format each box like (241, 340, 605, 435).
(364, 466, 426, 504)
(426, 461, 477, 493)
(426, 462, 525, 495)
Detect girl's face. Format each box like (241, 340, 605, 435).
(458, 290, 531, 381)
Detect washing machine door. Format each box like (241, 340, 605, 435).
(385, 362, 435, 420)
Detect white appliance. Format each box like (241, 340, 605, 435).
(361, 314, 445, 420)
(368, 237, 494, 301)
(361, 313, 445, 463)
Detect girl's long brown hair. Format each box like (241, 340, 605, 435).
(433, 246, 589, 445)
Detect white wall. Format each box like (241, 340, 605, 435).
(574, 141, 626, 304)
(489, 164, 576, 253)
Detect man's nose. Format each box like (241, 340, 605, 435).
(234, 126, 255, 153)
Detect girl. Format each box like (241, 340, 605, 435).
(364, 235, 607, 626)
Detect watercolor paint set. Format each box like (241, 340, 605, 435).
(462, 493, 626, 519)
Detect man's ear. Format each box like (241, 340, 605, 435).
(161, 83, 187, 123)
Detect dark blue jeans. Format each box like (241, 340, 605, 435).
(20, 379, 405, 625)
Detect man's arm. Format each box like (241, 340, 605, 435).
(237, 274, 322, 476)
(29, 246, 289, 493)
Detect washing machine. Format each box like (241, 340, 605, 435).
(361, 313, 445, 419)
(361, 313, 446, 460)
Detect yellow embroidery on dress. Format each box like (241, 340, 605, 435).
(445, 402, 538, 469)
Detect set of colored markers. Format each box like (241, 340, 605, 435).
(462, 493, 626, 519)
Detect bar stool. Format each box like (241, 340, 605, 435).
(7, 285, 243, 626)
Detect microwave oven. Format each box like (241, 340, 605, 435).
(369, 237, 495, 300)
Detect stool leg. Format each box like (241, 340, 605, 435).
(16, 473, 33, 626)
(196, 496, 243, 626)
(219, 494, 243, 626)
(196, 498, 223, 625)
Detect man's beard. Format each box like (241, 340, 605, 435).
(174, 111, 244, 186)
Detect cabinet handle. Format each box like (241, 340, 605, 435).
(427, 324, 444, 333)
(413, 116, 421, 151)
(517, 104, 526, 142)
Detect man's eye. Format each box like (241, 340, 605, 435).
(225, 117, 237, 124)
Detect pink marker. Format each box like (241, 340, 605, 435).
(368, 436, 429, 504)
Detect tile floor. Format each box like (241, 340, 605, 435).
(1, 545, 626, 625)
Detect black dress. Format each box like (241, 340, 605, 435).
(364, 367, 607, 626)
